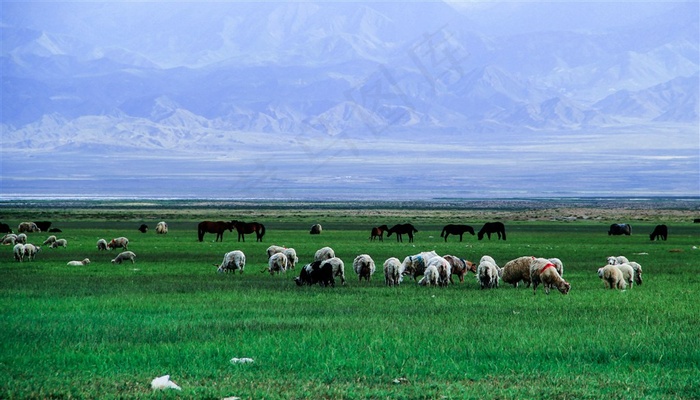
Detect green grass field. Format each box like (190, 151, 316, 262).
(1, 202, 699, 399)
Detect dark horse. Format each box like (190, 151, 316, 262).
(440, 224, 475, 242)
(649, 224, 668, 241)
(369, 225, 389, 242)
(198, 220, 234, 242)
(231, 220, 266, 242)
(386, 223, 418, 243)
(477, 222, 506, 241)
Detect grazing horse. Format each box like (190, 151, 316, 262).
(477, 222, 506, 241)
(198, 221, 234, 242)
(386, 223, 418, 243)
(608, 223, 631, 236)
(440, 224, 475, 242)
(369, 225, 389, 242)
(649, 224, 668, 241)
(231, 220, 266, 242)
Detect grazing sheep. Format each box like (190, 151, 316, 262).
(629, 261, 643, 286)
(418, 264, 439, 286)
(43, 235, 57, 245)
(530, 259, 570, 295)
(476, 260, 500, 289)
(67, 258, 90, 266)
(156, 221, 168, 234)
(107, 237, 129, 251)
(597, 265, 626, 290)
(283, 248, 299, 270)
(501, 256, 535, 288)
(401, 250, 438, 281)
(266, 245, 286, 258)
(479, 255, 498, 267)
(383, 257, 403, 287)
(322, 257, 346, 285)
(607, 256, 629, 265)
(15, 233, 27, 244)
(353, 254, 376, 282)
(443, 255, 475, 284)
(18, 222, 40, 233)
(614, 263, 635, 288)
(111, 251, 136, 264)
(50, 238, 67, 248)
(314, 246, 335, 262)
(268, 252, 288, 275)
(427, 256, 452, 286)
(548, 258, 564, 276)
(309, 224, 322, 235)
(96, 239, 108, 251)
(2, 234, 17, 245)
(216, 250, 246, 274)
(23, 244, 40, 261)
(13, 243, 25, 262)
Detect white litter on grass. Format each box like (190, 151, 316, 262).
(222, 397, 241, 400)
(230, 357, 254, 364)
(392, 377, 409, 384)
(633, 252, 649, 255)
(151, 375, 181, 391)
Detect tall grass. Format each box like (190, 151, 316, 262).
(1, 215, 698, 399)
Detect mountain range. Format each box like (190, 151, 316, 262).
(1, 1, 698, 199)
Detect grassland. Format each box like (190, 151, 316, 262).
(1, 199, 699, 399)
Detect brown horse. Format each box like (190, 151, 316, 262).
(231, 220, 266, 242)
(198, 221, 234, 242)
(369, 225, 389, 242)
(440, 224, 475, 242)
(386, 223, 418, 243)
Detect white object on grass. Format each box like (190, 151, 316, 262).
(151, 375, 181, 390)
(230, 357, 254, 364)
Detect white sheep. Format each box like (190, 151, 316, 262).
(426, 256, 451, 286)
(383, 257, 402, 287)
(155, 221, 168, 234)
(614, 263, 635, 288)
(2, 234, 17, 245)
(501, 256, 535, 288)
(418, 264, 439, 286)
(353, 254, 376, 282)
(283, 248, 299, 270)
(111, 251, 136, 264)
(607, 256, 629, 265)
(43, 235, 57, 245)
(479, 255, 498, 266)
(266, 245, 286, 258)
(23, 244, 40, 261)
(401, 250, 438, 281)
(96, 239, 108, 251)
(268, 252, 288, 275)
(597, 265, 626, 290)
(548, 257, 564, 276)
(530, 258, 570, 295)
(67, 258, 91, 266)
(13, 243, 25, 262)
(323, 257, 346, 285)
(628, 261, 643, 286)
(16, 233, 27, 244)
(314, 246, 335, 262)
(217, 250, 246, 274)
(476, 260, 499, 289)
(107, 237, 129, 251)
(50, 238, 67, 248)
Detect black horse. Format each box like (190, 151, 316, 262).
(198, 220, 234, 242)
(477, 222, 506, 241)
(369, 225, 389, 242)
(231, 220, 266, 242)
(440, 224, 475, 242)
(608, 223, 631, 236)
(649, 224, 668, 241)
(386, 223, 418, 243)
